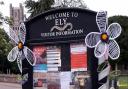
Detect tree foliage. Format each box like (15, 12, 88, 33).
(25, 0, 54, 18)
(0, 27, 18, 74)
(25, 0, 87, 18)
(0, 28, 12, 73)
(108, 16, 128, 69)
(0, 1, 4, 5)
(0, 1, 4, 25)
(54, 0, 87, 8)
(0, 2, 18, 74)
(0, 1, 13, 25)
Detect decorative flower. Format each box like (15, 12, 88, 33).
(7, 23, 36, 73)
(85, 11, 122, 59)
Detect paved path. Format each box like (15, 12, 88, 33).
(0, 82, 47, 89)
(0, 82, 21, 89)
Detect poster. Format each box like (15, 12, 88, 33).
(33, 46, 47, 88)
(71, 71, 91, 89)
(47, 72, 61, 89)
(33, 72, 47, 88)
(60, 72, 71, 89)
(33, 46, 61, 89)
(33, 46, 47, 72)
(47, 46, 61, 72)
(34, 64, 47, 72)
(33, 46, 47, 64)
(70, 43, 87, 71)
(32, 44, 91, 89)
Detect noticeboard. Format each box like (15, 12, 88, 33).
(24, 8, 99, 89)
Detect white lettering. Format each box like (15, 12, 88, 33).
(55, 19, 59, 26)
(41, 32, 55, 37)
(41, 29, 84, 37)
(55, 18, 67, 26)
(45, 12, 78, 21)
(72, 12, 78, 17)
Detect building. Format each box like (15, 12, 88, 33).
(10, 3, 25, 34)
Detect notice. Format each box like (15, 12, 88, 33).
(60, 72, 71, 89)
(70, 43, 87, 71)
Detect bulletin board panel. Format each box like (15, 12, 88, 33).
(24, 8, 99, 89)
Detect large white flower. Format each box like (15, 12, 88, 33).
(7, 23, 36, 73)
(85, 11, 122, 59)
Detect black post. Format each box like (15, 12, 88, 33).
(61, 43, 71, 71)
(22, 58, 33, 89)
(88, 48, 98, 89)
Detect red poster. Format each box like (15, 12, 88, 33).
(71, 43, 87, 71)
(33, 46, 47, 64)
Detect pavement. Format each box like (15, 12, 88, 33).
(0, 82, 44, 89)
(0, 82, 21, 89)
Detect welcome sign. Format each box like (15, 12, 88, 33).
(25, 8, 99, 89)
(42, 12, 83, 36)
(26, 8, 98, 43)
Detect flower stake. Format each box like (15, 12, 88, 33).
(85, 11, 122, 89)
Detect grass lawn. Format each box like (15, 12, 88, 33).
(118, 75, 128, 89)
(119, 87, 128, 89)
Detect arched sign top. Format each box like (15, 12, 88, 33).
(26, 8, 98, 44)
(26, 8, 96, 23)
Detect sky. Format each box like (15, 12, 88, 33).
(85, 0, 128, 16)
(0, 0, 128, 17)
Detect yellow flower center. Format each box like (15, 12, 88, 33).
(101, 33, 108, 41)
(18, 41, 23, 50)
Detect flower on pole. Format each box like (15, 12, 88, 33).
(7, 23, 36, 73)
(85, 11, 122, 59)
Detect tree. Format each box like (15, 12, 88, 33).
(53, 0, 87, 8)
(0, 1, 4, 5)
(0, 28, 12, 73)
(0, 1, 4, 25)
(108, 16, 128, 70)
(0, 1, 19, 74)
(25, 0, 87, 18)
(25, 0, 54, 18)
(0, 1, 13, 25)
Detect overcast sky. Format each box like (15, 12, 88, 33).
(0, 0, 128, 17)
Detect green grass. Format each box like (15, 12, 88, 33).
(118, 75, 128, 89)
(119, 87, 128, 89)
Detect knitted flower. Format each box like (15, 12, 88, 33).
(7, 23, 36, 73)
(85, 11, 122, 59)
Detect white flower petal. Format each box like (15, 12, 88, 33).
(85, 32, 101, 48)
(23, 46, 36, 66)
(17, 52, 22, 73)
(18, 23, 26, 44)
(7, 46, 18, 62)
(107, 23, 122, 39)
(98, 49, 109, 65)
(96, 11, 107, 33)
(9, 28, 19, 44)
(94, 41, 107, 58)
(16, 51, 23, 73)
(108, 40, 120, 60)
